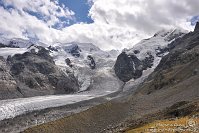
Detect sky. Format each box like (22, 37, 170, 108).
(0, 0, 199, 50)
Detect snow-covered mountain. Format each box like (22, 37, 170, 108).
(0, 38, 122, 98)
(48, 42, 120, 92)
(128, 29, 186, 66)
(0, 28, 187, 96)
(0, 29, 187, 96)
(0, 37, 48, 58)
(50, 42, 116, 68)
(0, 37, 47, 48)
(114, 28, 187, 82)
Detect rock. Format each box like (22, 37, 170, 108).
(34, 62, 56, 75)
(133, 50, 140, 54)
(6, 55, 11, 61)
(155, 47, 169, 57)
(0, 57, 23, 99)
(114, 52, 143, 82)
(65, 44, 81, 57)
(87, 55, 96, 69)
(193, 69, 198, 75)
(30, 49, 36, 54)
(194, 22, 199, 32)
(48, 45, 58, 52)
(142, 53, 154, 70)
(36, 46, 54, 63)
(10, 62, 25, 75)
(65, 58, 73, 68)
(56, 75, 79, 93)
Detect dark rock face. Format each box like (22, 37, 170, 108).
(194, 22, 199, 32)
(0, 47, 79, 100)
(0, 57, 23, 99)
(155, 47, 169, 57)
(114, 51, 155, 82)
(87, 55, 96, 69)
(48, 45, 58, 52)
(65, 58, 73, 68)
(142, 53, 154, 70)
(114, 52, 143, 82)
(133, 50, 140, 54)
(10, 62, 25, 75)
(66, 45, 81, 57)
(37, 46, 54, 63)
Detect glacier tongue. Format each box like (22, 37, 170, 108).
(0, 94, 95, 121)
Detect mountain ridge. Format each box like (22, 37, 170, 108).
(114, 28, 186, 82)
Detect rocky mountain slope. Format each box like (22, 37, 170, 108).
(0, 46, 79, 99)
(24, 24, 199, 133)
(114, 29, 186, 82)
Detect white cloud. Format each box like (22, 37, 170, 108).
(89, 0, 198, 33)
(58, 0, 198, 50)
(0, 0, 199, 50)
(58, 23, 145, 50)
(0, 0, 74, 42)
(2, 0, 75, 26)
(0, 6, 60, 42)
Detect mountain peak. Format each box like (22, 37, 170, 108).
(194, 21, 199, 32)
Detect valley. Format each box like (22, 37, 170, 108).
(0, 23, 198, 133)
(23, 24, 199, 132)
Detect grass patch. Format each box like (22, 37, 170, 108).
(126, 116, 199, 133)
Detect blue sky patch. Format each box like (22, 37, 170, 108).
(0, 0, 94, 30)
(59, 0, 94, 24)
(190, 15, 199, 26)
(0, 1, 15, 12)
